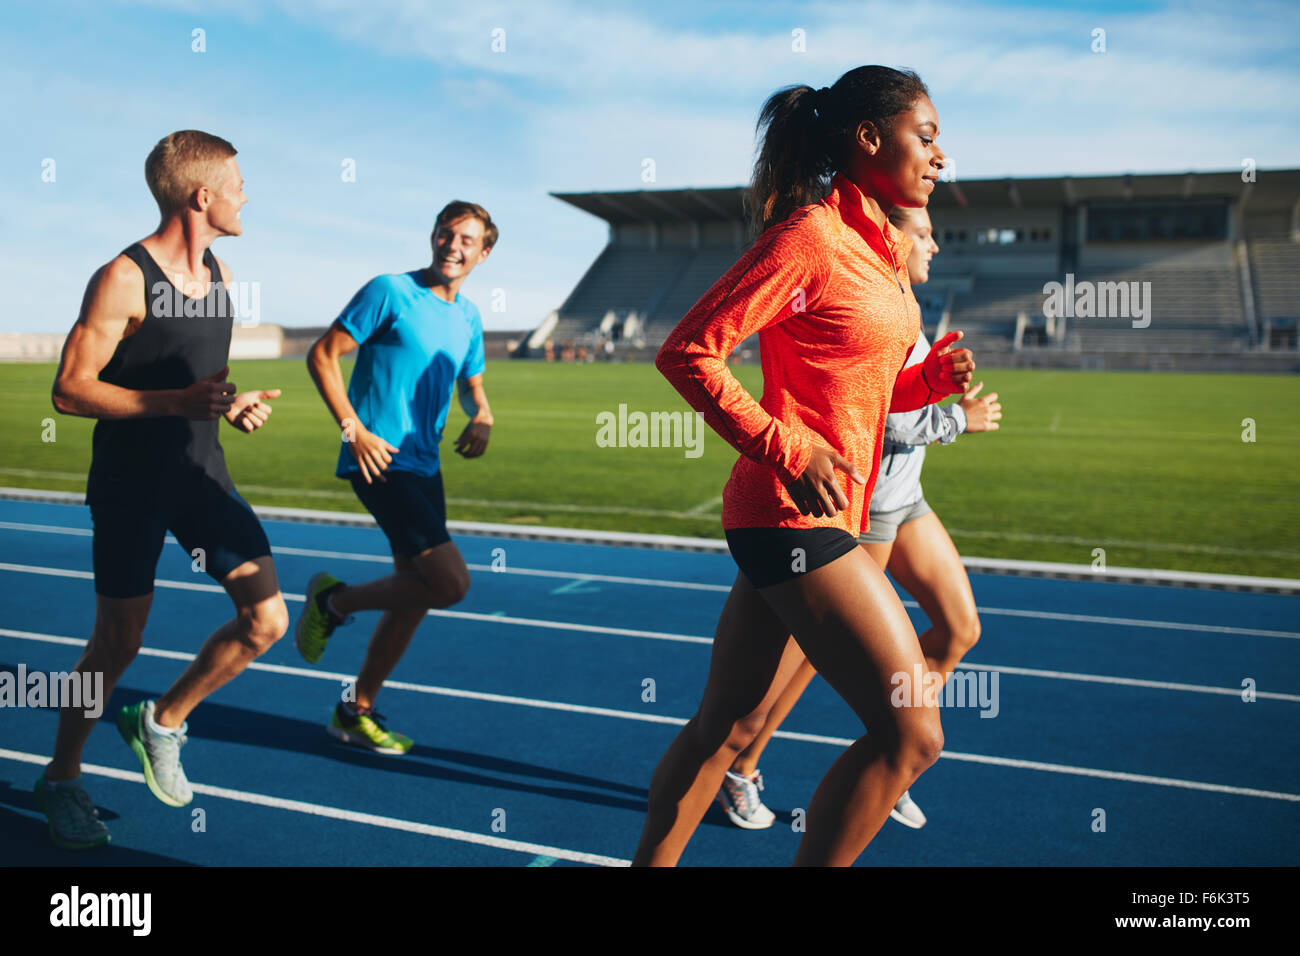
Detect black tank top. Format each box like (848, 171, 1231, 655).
(86, 243, 235, 504)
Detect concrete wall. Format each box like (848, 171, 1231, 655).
(2, 324, 283, 362)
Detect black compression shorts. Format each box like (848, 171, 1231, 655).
(724, 526, 860, 589)
(91, 476, 271, 599)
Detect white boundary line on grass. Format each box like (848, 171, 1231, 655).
(4, 628, 1298, 804)
(0, 747, 630, 866)
(2, 486, 1297, 592)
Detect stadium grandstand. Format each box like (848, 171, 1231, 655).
(525, 168, 1300, 371)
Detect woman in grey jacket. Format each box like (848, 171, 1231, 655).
(715, 205, 1003, 831)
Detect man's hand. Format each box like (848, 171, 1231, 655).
(783, 444, 865, 518)
(959, 382, 1001, 432)
(454, 420, 491, 458)
(921, 331, 975, 397)
(348, 425, 400, 484)
(177, 366, 237, 420)
(225, 388, 282, 433)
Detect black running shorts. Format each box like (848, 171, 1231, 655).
(724, 526, 860, 589)
(91, 476, 272, 599)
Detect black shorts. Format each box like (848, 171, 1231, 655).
(724, 527, 860, 590)
(91, 477, 271, 599)
(349, 469, 451, 559)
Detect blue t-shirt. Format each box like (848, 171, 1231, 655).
(334, 270, 485, 478)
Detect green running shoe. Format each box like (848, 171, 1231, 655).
(117, 700, 193, 807)
(34, 775, 110, 850)
(327, 703, 413, 754)
(296, 572, 351, 664)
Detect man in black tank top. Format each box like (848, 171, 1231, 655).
(35, 131, 289, 850)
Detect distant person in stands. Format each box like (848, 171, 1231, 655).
(715, 204, 1003, 832)
(297, 200, 495, 753)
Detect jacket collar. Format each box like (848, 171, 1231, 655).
(827, 172, 910, 272)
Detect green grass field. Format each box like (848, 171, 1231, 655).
(2, 359, 1298, 579)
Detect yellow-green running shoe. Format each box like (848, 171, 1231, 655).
(327, 703, 413, 754)
(296, 572, 351, 664)
(117, 700, 193, 807)
(34, 775, 111, 850)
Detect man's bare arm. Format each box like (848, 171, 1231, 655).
(454, 374, 492, 458)
(306, 321, 398, 483)
(52, 255, 234, 420)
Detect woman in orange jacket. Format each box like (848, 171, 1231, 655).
(633, 65, 973, 866)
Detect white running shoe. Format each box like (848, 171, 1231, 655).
(889, 789, 927, 829)
(717, 769, 776, 829)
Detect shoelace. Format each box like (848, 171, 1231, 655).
(71, 787, 102, 821)
(347, 706, 390, 730)
(724, 772, 760, 815)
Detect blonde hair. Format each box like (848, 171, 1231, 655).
(145, 130, 237, 217)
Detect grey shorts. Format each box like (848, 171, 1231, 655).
(859, 497, 933, 544)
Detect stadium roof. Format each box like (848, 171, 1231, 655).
(552, 186, 747, 224)
(553, 169, 1300, 224)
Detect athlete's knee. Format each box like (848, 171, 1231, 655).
(691, 706, 766, 757)
(88, 618, 145, 665)
(900, 717, 945, 775)
(882, 714, 944, 778)
(728, 709, 770, 752)
(935, 607, 980, 661)
(417, 566, 470, 607)
(237, 596, 289, 653)
(949, 609, 981, 656)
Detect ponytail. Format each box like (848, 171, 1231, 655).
(747, 66, 930, 238)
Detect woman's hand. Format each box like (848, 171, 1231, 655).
(921, 331, 975, 396)
(959, 382, 1001, 432)
(783, 444, 865, 517)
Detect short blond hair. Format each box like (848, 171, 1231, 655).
(145, 130, 238, 217)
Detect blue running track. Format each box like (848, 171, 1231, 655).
(2, 497, 1297, 866)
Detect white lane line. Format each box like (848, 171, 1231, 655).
(7, 489, 1299, 588)
(4, 556, 1300, 656)
(6, 556, 1297, 652)
(4, 628, 1300, 804)
(962, 660, 1300, 702)
(0, 567, 714, 645)
(5, 628, 1290, 704)
(0, 747, 629, 867)
(968, 605, 1299, 640)
(2, 527, 1297, 636)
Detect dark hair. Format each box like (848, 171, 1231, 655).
(434, 200, 499, 250)
(747, 66, 929, 237)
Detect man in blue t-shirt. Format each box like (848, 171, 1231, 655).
(297, 201, 497, 752)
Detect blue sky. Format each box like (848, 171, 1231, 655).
(2, 0, 1298, 334)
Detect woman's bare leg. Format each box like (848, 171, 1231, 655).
(731, 658, 816, 777)
(731, 539, 894, 776)
(632, 572, 808, 866)
(759, 546, 943, 866)
(885, 512, 980, 678)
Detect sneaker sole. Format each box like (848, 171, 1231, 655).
(326, 722, 411, 755)
(34, 778, 110, 850)
(116, 706, 192, 808)
(295, 572, 334, 664)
